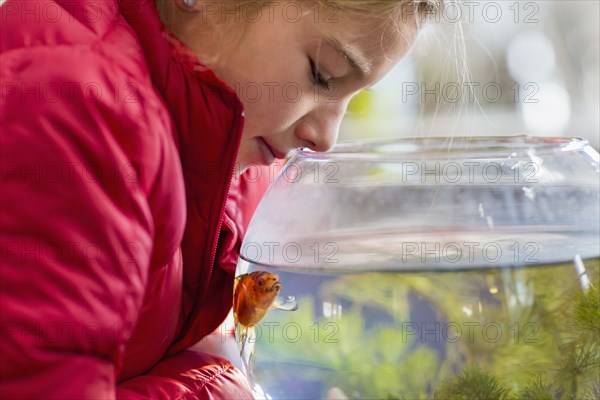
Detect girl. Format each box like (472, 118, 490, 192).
(0, 0, 442, 398)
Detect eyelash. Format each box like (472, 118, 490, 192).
(309, 59, 331, 90)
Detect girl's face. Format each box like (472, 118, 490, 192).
(169, 1, 416, 171)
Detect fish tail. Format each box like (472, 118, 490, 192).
(239, 327, 248, 359)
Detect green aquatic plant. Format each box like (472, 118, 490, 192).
(255, 296, 442, 399)
(246, 260, 600, 399)
(557, 342, 596, 377)
(572, 281, 600, 334)
(582, 379, 600, 400)
(550, 277, 600, 399)
(432, 365, 510, 400)
(514, 374, 564, 400)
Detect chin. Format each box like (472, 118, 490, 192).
(234, 158, 268, 178)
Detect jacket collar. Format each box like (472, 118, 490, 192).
(117, 0, 244, 159)
(118, 0, 246, 352)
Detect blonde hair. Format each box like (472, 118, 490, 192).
(322, 0, 443, 25)
(155, 0, 451, 70)
(322, 0, 447, 53)
(156, 1, 445, 29)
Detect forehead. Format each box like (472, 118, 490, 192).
(307, 4, 417, 78)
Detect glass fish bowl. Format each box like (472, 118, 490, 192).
(234, 136, 600, 400)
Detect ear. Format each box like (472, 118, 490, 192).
(176, 0, 200, 12)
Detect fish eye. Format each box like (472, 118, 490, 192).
(257, 279, 264, 287)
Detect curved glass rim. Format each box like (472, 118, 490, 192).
(296, 135, 588, 161)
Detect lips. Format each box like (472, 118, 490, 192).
(259, 138, 286, 160)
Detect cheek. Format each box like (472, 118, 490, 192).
(226, 42, 314, 138)
(239, 84, 313, 138)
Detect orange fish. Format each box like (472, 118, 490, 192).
(233, 271, 297, 369)
(234, 271, 282, 327)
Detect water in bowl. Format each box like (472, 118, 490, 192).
(235, 249, 599, 399)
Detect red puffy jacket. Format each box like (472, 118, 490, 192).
(1, 0, 272, 397)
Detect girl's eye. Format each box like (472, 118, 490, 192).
(309, 59, 331, 90)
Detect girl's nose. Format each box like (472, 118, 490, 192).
(294, 102, 348, 153)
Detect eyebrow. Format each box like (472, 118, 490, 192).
(322, 36, 372, 77)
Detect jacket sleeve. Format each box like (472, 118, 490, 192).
(0, 48, 155, 399)
(116, 350, 253, 399)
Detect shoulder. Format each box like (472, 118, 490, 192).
(0, 0, 160, 120)
(1, 0, 154, 105)
(1, 0, 175, 195)
(2, 0, 124, 52)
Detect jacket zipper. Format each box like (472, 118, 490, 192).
(204, 107, 245, 297)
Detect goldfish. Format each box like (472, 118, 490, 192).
(233, 270, 298, 371)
